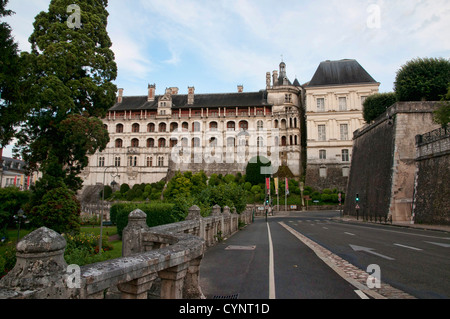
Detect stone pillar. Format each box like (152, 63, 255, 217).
(0, 227, 74, 299)
(122, 209, 150, 257)
(185, 205, 201, 220)
(117, 273, 157, 299)
(183, 256, 205, 299)
(159, 263, 188, 299)
(223, 206, 231, 236)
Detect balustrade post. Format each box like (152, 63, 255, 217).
(158, 263, 188, 299)
(117, 273, 157, 299)
(183, 256, 205, 299)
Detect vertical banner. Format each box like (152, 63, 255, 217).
(266, 177, 270, 196)
(274, 178, 279, 195)
(14, 176, 17, 186)
(285, 178, 289, 195)
(27, 176, 31, 189)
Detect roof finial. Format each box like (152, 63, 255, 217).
(281, 54, 284, 63)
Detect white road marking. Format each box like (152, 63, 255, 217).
(393, 243, 423, 251)
(323, 227, 329, 230)
(267, 222, 276, 299)
(345, 232, 356, 236)
(349, 245, 395, 261)
(425, 241, 450, 248)
(354, 290, 370, 299)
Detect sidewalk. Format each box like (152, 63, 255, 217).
(336, 214, 450, 233)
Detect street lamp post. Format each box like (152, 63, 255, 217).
(99, 166, 118, 254)
(14, 208, 26, 243)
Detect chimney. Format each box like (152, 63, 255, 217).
(272, 70, 278, 87)
(148, 84, 156, 102)
(188, 86, 195, 105)
(118, 88, 124, 103)
(170, 87, 179, 95)
(266, 72, 271, 89)
(237, 85, 243, 93)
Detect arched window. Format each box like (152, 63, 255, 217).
(227, 121, 235, 131)
(209, 121, 218, 131)
(159, 123, 167, 132)
(132, 123, 140, 133)
(116, 124, 124, 133)
(281, 119, 287, 130)
(158, 138, 166, 148)
(192, 137, 201, 147)
(192, 122, 201, 132)
(182, 122, 189, 132)
(147, 123, 155, 132)
(131, 138, 139, 147)
(257, 136, 264, 147)
(181, 137, 188, 147)
(115, 139, 123, 148)
(281, 136, 287, 146)
(147, 157, 153, 167)
(147, 138, 155, 148)
(239, 120, 248, 131)
(170, 122, 178, 132)
(274, 120, 279, 129)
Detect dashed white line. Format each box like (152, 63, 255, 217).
(393, 243, 423, 251)
(345, 232, 356, 236)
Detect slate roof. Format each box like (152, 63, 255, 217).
(110, 91, 271, 111)
(306, 59, 378, 87)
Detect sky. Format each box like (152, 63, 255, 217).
(2, 0, 450, 157)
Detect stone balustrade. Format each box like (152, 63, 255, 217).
(0, 205, 253, 299)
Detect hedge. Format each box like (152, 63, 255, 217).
(112, 203, 177, 237)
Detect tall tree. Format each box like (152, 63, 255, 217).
(394, 57, 450, 102)
(0, 0, 22, 151)
(15, 0, 117, 192)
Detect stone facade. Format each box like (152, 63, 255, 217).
(345, 102, 441, 222)
(304, 59, 380, 191)
(80, 62, 304, 189)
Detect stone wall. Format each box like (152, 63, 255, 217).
(305, 163, 349, 192)
(413, 128, 450, 225)
(0, 205, 253, 299)
(345, 102, 440, 222)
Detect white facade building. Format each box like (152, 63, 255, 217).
(304, 59, 380, 191)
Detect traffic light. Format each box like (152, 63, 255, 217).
(265, 198, 269, 205)
(356, 193, 360, 203)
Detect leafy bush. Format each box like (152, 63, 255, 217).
(0, 246, 16, 279)
(113, 203, 177, 237)
(0, 187, 31, 240)
(363, 92, 397, 123)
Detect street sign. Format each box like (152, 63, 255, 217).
(356, 204, 360, 209)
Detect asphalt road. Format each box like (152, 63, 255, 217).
(199, 211, 450, 299)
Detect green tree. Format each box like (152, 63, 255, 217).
(0, 0, 24, 149)
(363, 92, 397, 123)
(245, 156, 272, 185)
(394, 57, 450, 102)
(14, 0, 117, 193)
(28, 185, 81, 234)
(433, 86, 450, 129)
